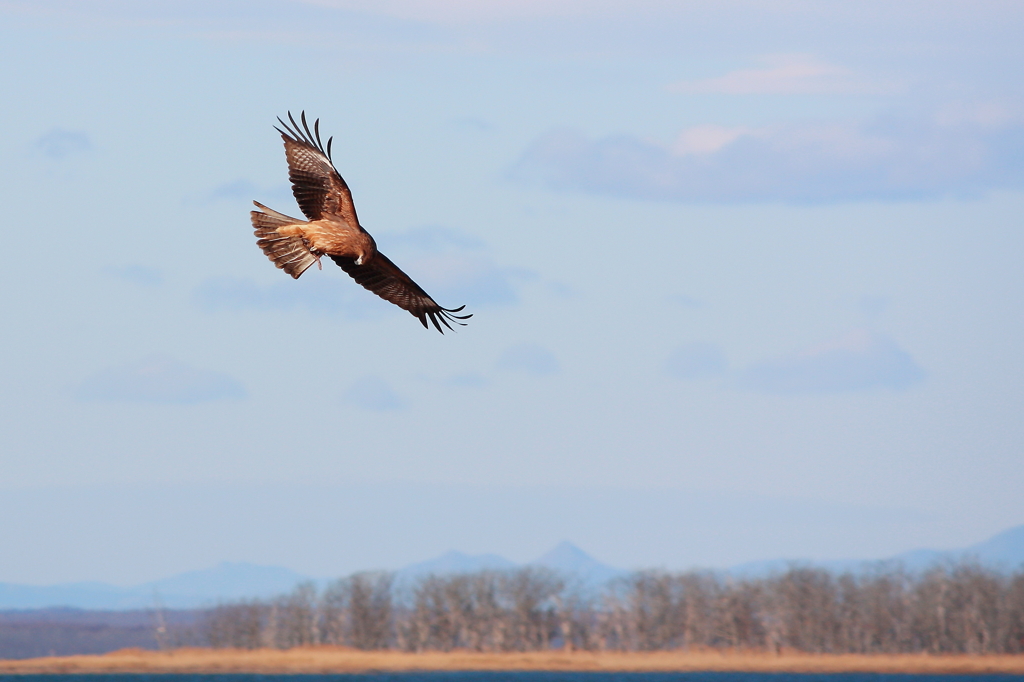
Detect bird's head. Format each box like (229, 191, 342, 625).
(355, 234, 377, 266)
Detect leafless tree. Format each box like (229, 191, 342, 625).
(202, 601, 268, 649)
(714, 577, 764, 649)
(1000, 571, 1024, 653)
(323, 571, 393, 649)
(402, 574, 459, 651)
(762, 567, 842, 652)
(269, 581, 320, 648)
(199, 559, 1024, 655)
(501, 567, 563, 651)
(616, 571, 682, 650)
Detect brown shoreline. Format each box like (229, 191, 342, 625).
(1, 648, 1024, 675)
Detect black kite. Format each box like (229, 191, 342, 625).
(251, 112, 471, 333)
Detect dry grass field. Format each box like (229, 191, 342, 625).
(1, 648, 1023, 675)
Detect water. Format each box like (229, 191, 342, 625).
(2, 674, 1022, 682)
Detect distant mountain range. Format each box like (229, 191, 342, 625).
(2, 526, 1023, 610)
(0, 542, 620, 610)
(392, 541, 622, 592)
(0, 562, 309, 610)
(730, 524, 1024, 576)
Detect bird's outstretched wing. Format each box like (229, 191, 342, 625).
(330, 253, 472, 333)
(275, 111, 359, 227)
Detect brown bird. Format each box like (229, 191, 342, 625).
(251, 111, 471, 333)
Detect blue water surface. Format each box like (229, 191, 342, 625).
(2, 674, 1022, 682)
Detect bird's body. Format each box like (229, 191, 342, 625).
(275, 216, 376, 264)
(251, 112, 470, 333)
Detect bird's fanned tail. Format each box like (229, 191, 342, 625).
(250, 201, 319, 279)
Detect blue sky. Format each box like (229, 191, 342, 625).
(1, 0, 1023, 586)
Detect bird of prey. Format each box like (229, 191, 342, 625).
(251, 112, 471, 333)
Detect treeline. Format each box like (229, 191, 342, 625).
(202, 561, 1024, 654)
(0, 608, 203, 659)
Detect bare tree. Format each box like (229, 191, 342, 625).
(198, 559, 1024, 655)
(619, 571, 681, 650)
(677, 571, 723, 649)
(202, 601, 268, 649)
(762, 567, 841, 652)
(714, 577, 764, 649)
(271, 581, 320, 648)
(1000, 571, 1024, 653)
(501, 567, 562, 651)
(323, 571, 393, 649)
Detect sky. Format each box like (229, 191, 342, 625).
(1, 0, 1023, 587)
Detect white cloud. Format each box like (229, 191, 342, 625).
(665, 343, 727, 380)
(34, 129, 91, 159)
(2, 0, 446, 45)
(207, 179, 262, 201)
(301, 0, 660, 24)
(377, 226, 528, 307)
(496, 344, 559, 376)
(446, 372, 489, 388)
(509, 108, 1024, 203)
(402, 254, 526, 307)
(102, 265, 163, 287)
(934, 100, 1017, 128)
(668, 54, 898, 96)
(672, 125, 752, 156)
(857, 295, 889, 320)
(344, 376, 407, 411)
(669, 294, 704, 309)
(7, 0, 1024, 69)
(194, 276, 384, 319)
(380, 225, 486, 253)
(736, 330, 925, 394)
(77, 355, 245, 404)
(195, 180, 293, 207)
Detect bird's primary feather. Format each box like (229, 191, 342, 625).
(330, 253, 472, 332)
(275, 112, 359, 229)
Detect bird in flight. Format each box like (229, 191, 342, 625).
(251, 112, 471, 333)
